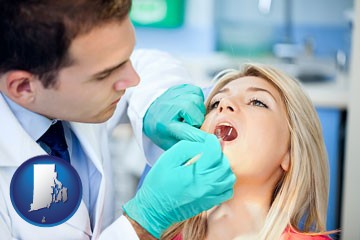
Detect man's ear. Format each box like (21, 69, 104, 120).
(5, 71, 37, 105)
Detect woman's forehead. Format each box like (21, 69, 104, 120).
(219, 76, 280, 94)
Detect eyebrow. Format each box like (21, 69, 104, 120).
(213, 86, 277, 102)
(210, 88, 229, 101)
(247, 86, 278, 102)
(213, 88, 230, 96)
(92, 60, 128, 79)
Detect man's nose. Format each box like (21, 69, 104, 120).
(124, 61, 140, 87)
(113, 61, 140, 91)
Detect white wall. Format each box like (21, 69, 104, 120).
(341, 0, 360, 238)
(134, 0, 216, 56)
(216, 0, 353, 26)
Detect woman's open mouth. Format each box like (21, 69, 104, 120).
(214, 123, 238, 141)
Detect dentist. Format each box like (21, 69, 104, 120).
(0, 0, 235, 239)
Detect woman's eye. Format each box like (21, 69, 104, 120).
(250, 99, 268, 108)
(209, 101, 220, 110)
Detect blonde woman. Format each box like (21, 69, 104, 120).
(161, 64, 334, 240)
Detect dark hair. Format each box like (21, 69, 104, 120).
(0, 0, 132, 88)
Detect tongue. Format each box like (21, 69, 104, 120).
(215, 125, 238, 141)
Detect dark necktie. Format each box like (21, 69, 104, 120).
(37, 121, 70, 163)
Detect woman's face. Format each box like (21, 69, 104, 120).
(201, 76, 290, 185)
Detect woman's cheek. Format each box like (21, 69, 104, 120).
(223, 150, 233, 166)
(200, 118, 211, 132)
(202, 112, 217, 131)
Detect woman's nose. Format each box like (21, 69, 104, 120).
(217, 98, 236, 113)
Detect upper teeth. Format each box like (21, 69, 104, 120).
(217, 122, 232, 127)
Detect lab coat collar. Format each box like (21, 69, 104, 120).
(0, 94, 105, 173)
(1, 93, 53, 141)
(0, 95, 105, 236)
(0, 94, 46, 167)
(69, 122, 106, 237)
(69, 122, 105, 175)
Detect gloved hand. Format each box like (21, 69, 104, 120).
(143, 84, 207, 150)
(123, 134, 236, 238)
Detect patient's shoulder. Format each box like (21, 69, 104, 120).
(281, 226, 331, 240)
(172, 234, 182, 240)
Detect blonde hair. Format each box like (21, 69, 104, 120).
(161, 63, 330, 240)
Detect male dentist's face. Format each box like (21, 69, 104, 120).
(32, 17, 140, 123)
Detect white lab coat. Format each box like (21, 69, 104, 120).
(0, 49, 192, 240)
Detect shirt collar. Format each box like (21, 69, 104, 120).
(2, 93, 54, 141)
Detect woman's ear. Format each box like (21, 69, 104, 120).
(281, 151, 290, 172)
(5, 70, 37, 105)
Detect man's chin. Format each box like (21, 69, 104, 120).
(71, 111, 115, 124)
(89, 113, 115, 123)
(96, 108, 117, 123)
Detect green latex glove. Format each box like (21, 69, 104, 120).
(143, 84, 207, 150)
(123, 134, 236, 238)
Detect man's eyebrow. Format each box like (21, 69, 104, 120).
(247, 86, 277, 102)
(92, 60, 128, 78)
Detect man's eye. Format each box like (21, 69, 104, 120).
(96, 72, 112, 80)
(250, 98, 268, 108)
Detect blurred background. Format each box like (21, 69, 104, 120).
(110, 0, 359, 239)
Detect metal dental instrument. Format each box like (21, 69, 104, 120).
(184, 153, 202, 166)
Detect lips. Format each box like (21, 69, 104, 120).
(111, 91, 126, 105)
(111, 95, 123, 105)
(111, 98, 120, 105)
(214, 123, 238, 141)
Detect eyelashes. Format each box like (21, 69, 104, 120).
(249, 97, 268, 108)
(207, 97, 269, 111)
(208, 97, 221, 111)
(96, 71, 112, 80)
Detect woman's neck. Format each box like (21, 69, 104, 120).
(206, 181, 275, 240)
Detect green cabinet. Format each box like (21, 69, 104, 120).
(130, 0, 185, 28)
